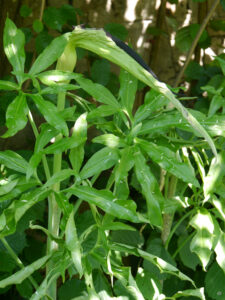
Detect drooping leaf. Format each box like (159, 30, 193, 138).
(30, 94, 68, 136)
(190, 209, 214, 270)
(29, 34, 68, 75)
(2, 93, 29, 138)
(3, 18, 25, 83)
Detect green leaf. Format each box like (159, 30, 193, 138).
(172, 288, 205, 299)
(93, 134, 125, 148)
(2, 93, 28, 138)
(102, 222, 136, 231)
(34, 124, 58, 153)
(178, 234, 200, 270)
(205, 262, 225, 300)
(115, 147, 134, 183)
(0, 177, 19, 196)
(134, 93, 168, 124)
(190, 209, 214, 270)
(0, 254, 51, 288)
(80, 147, 119, 179)
(69, 113, 87, 174)
(0, 150, 29, 174)
(65, 209, 83, 277)
(208, 95, 225, 117)
(91, 59, 110, 86)
(19, 4, 32, 17)
(68, 185, 142, 223)
(44, 136, 86, 154)
(0, 176, 39, 203)
(215, 232, 225, 272)
(69, 27, 216, 156)
(0, 80, 19, 91)
(134, 150, 163, 227)
(212, 196, 225, 221)
(119, 69, 138, 116)
(110, 243, 195, 286)
(204, 152, 225, 196)
(30, 94, 68, 136)
(4, 18, 25, 83)
(44, 169, 75, 188)
(135, 268, 162, 300)
(26, 152, 43, 180)
(74, 74, 120, 109)
(136, 138, 199, 187)
(0, 188, 50, 237)
(216, 56, 225, 75)
(37, 70, 77, 85)
(43, 7, 66, 31)
(87, 105, 118, 120)
(104, 23, 128, 41)
(33, 19, 44, 33)
(29, 34, 68, 75)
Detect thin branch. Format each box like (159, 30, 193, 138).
(173, 0, 220, 87)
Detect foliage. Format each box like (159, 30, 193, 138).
(0, 2, 225, 299)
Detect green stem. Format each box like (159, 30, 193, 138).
(46, 92, 66, 299)
(1, 237, 38, 290)
(165, 209, 195, 250)
(161, 175, 177, 245)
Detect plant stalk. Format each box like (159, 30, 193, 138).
(46, 43, 77, 300)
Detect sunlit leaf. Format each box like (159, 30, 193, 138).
(3, 18, 25, 83)
(190, 209, 214, 270)
(172, 288, 205, 299)
(29, 34, 68, 75)
(2, 93, 29, 138)
(215, 232, 225, 272)
(204, 152, 225, 196)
